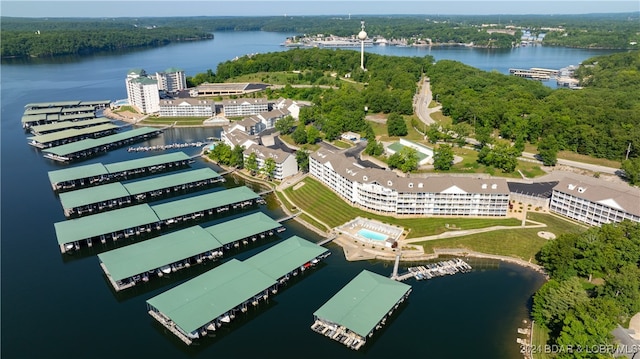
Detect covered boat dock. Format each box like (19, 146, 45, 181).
(311, 270, 412, 350)
(47, 152, 192, 192)
(54, 186, 261, 253)
(58, 168, 223, 217)
(98, 212, 283, 291)
(28, 123, 120, 148)
(42, 127, 163, 162)
(30, 117, 113, 135)
(146, 235, 330, 345)
(22, 100, 110, 129)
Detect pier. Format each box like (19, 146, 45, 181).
(147, 236, 330, 345)
(48, 152, 193, 192)
(29, 117, 113, 135)
(28, 123, 120, 149)
(312, 270, 411, 350)
(98, 212, 283, 292)
(509, 67, 558, 80)
(127, 141, 207, 152)
(21, 100, 110, 129)
(392, 258, 473, 281)
(276, 212, 300, 223)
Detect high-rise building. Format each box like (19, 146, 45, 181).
(125, 69, 160, 114)
(156, 67, 187, 93)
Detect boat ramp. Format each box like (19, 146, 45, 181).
(311, 270, 411, 350)
(58, 168, 224, 217)
(54, 186, 261, 254)
(392, 258, 473, 281)
(98, 212, 284, 292)
(48, 152, 193, 192)
(42, 127, 164, 162)
(146, 236, 331, 345)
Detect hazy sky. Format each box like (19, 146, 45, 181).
(2, 0, 639, 17)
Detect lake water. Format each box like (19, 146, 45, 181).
(1, 30, 613, 359)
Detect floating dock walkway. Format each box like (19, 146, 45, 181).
(392, 258, 472, 281)
(146, 236, 331, 345)
(311, 270, 411, 350)
(54, 186, 261, 254)
(48, 152, 193, 192)
(98, 212, 284, 292)
(58, 168, 224, 217)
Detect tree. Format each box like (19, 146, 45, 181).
(388, 147, 419, 173)
(386, 113, 408, 137)
(538, 135, 559, 166)
(307, 125, 320, 144)
(292, 125, 308, 144)
(296, 147, 310, 172)
(477, 142, 519, 173)
(426, 123, 441, 144)
(230, 145, 245, 168)
(262, 158, 277, 180)
(275, 115, 296, 135)
(621, 157, 640, 185)
(531, 277, 589, 331)
(245, 152, 258, 175)
(208, 142, 232, 165)
(433, 144, 454, 170)
(365, 139, 384, 156)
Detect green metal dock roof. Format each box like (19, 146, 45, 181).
(313, 270, 412, 338)
(59, 112, 96, 121)
(98, 226, 222, 282)
(58, 182, 130, 210)
(147, 259, 276, 334)
(24, 107, 63, 116)
(122, 168, 220, 196)
(28, 123, 119, 144)
(42, 127, 161, 156)
(22, 114, 48, 123)
(79, 100, 111, 106)
(204, 212, 280, 246)
(30, 118, 112, 134)
(151, 186, 259, 221)
(48, 163, 109, 185)
(54, 204, 159, 245)
(25, 101, 81, 109)
(104, 152, 190, 173)
(244, 236, 328, 280)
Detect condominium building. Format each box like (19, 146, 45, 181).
(310, 149, 509, 216)
(125, 69, 160, 114)
(159, 98, 214, 117)
(549, 175, 640, 226)
(156, 67, 187, 93)
(244, 144, 298, 180)
(221, 98, 269, 117)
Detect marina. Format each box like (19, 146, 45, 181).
(508, 67, 558, 80)
(98, 212, 284, 292)
(42, 127, 164, 162)
(146, 235, 331, 345)
(392, 258, 473, 281)
(311, 270, 412, 350)
(54, 186, 261, 254)
(127, 142, 206, 152)
(57, 168, 224, 217)
(47, 151, 194, 192)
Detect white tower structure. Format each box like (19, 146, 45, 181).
(358, 20, 367, 70)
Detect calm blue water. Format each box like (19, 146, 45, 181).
(1, 31, 611, 359)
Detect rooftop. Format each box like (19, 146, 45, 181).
(58, 182, 130, 210)
(30, 118, 112, 134)
(42, 127, 161, 156)
(28, 123, 119, 144)
(203, 212, 280, 246)
(122, 168, 220, 196)
(553, 174, 640, 216)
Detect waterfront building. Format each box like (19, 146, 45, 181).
(221, 98, 269, 117)
(190, 82, 269, 97)
(549, 174, 640, 226)
(220, 127, 259, 149)
(146, 235, 330, 345)
(243, 144, 298, 180)
(155, 67, 187, 93)
(386, 138, 434, 166)
(310, 149, 509, 216)
(125, 69, 160, 114)
(273, 98, 308, 120)
(311, 270, 411, 350)
(158, 98, 215, 117)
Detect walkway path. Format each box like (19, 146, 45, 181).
(403, 220, 546, 244)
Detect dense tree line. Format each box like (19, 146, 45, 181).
(428, 51, 640, 163)
(532, 221, 640, 358)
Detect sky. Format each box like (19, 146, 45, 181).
(1, 0, 639, 17)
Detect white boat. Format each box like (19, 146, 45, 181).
(220, 314, 231, 323)
(160, 265, 172, 274)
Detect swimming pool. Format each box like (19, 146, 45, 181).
(357, 228, 388, 241)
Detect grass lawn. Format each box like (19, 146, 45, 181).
(430, 111, 453, 127)
(284, 177, 524, 238)
(368, 117, 426, 142)
(332, 140, 352, 149)
(416, 212, 585, 263)
(114, 105, 138, 114)
(532, 321, 552, 359)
